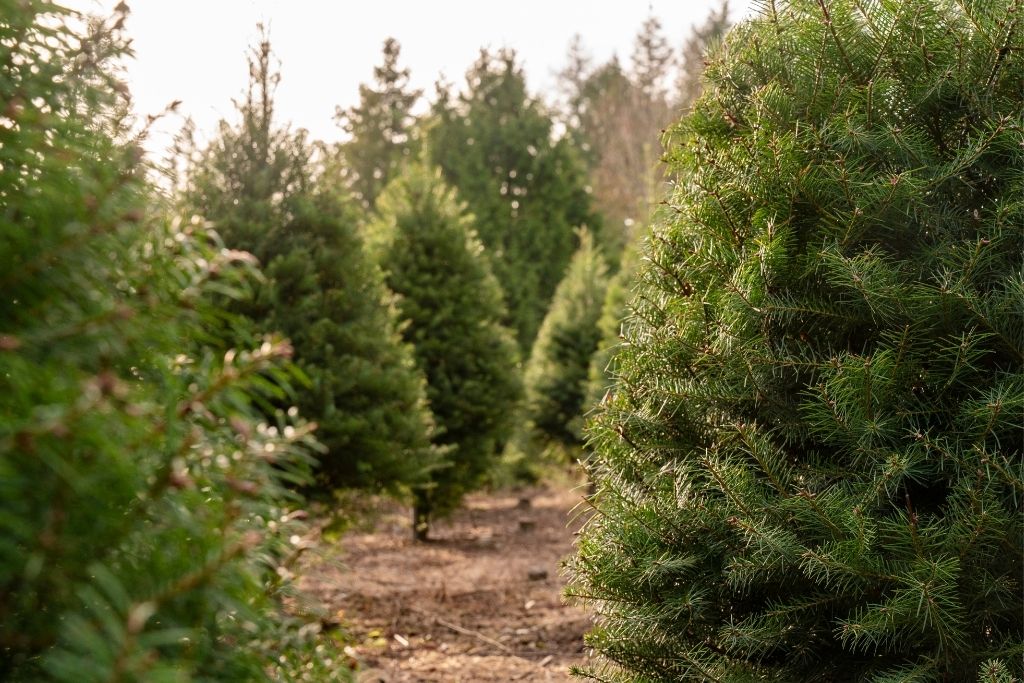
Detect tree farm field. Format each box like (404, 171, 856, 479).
(300, 483, 591, 682)
(7, 1, 1022, 681)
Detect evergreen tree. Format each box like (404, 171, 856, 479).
(369, 165, 521, 540)
(631, 14, 674, 101)
(182, 34, 437, 494)
(179, 31, 308, 253)
(259, 186, 440, 492)
(335, 37, 421, 210)
(522, 229, 610, 451)
(427, 49, 599, 350)
(557, 16, 676, 255)
(556, 34, 594, 139)
(584, 236, 642, 414)
(569, 1, 1024, 680)
(0, 5, 342, 679)
(674, 1, 731, 110)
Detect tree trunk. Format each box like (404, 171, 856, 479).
(412, 492, 430, 542)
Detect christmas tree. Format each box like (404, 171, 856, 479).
(370, 165, 521, 540)
(335, 37, 422, 210)
(428, 49, 599, 350)
(569, 0, 1023, 680)
(522, 229, 610, 452)
(182, 34, 438, 495)
(0, 5, 341, 679)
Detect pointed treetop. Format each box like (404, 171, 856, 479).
(631, 14, 673, 99)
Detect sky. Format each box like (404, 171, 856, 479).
(66, 1, 753, 153)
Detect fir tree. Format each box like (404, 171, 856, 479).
(522, 229, 610, 452)
(335, 37, 421, 210)
(0, 5, 342, 679)
(259, 186, 440, 492)
(369, 165, 521, 540)
(179, 31, 308, 253)
(569, 1, 1024, 681)
(427, 49, 599, 350)
(182, 34, 437, 494)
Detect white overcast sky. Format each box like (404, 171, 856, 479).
(66, 1, 753, 153)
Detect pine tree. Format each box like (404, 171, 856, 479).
(427, 49, 599, 350)
(178, 31, 308, 253)
(335, 37, 421, 210)
(569, 1, 1024, 680)
(522, 229, 610, 452)
(0, 5, 342, 679)
(182, 34, 437, 494)
(369, 165, 521, 540)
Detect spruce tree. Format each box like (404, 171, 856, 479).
(0, 5, 341, 679)
(569, 1, 1024, 681)
(522, 229, 610, 452)
(369, 165, 521, 540)
(335, 37, 421, 210)
(182, 35, 437, 494)
(427, 49, 599, 350)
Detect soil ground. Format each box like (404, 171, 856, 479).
(300, 484, 594, 682)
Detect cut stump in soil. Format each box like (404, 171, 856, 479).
(300, 485, 593, 682)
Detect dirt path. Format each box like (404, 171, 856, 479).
(300, 484, 593, 682)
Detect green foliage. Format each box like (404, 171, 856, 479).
(182, 34, 437, 495)
(262, 187, 440, 493)
(584, 235, 643, 415)
(370, 165, 522, 534)
(0, 4, 344, 679)
(522, 229, 610, 451)
(569, 0, 1024, 680)
(176, 32, 308, 254)
(335, 37, 422, 210)
(557, 22, 673, 255)
(427, 49, 599, 350)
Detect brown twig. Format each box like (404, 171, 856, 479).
(431, 614, 514, 655)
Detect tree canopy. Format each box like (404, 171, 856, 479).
(569, 0, 1024, 679)
(182, 35, 438, 495)
(522, 229, 610, 451)
(370, 165, 522, 538)
(0, 6, 338, 679)
(335, 37, 422, 210)
(428, 49, 599, 350)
